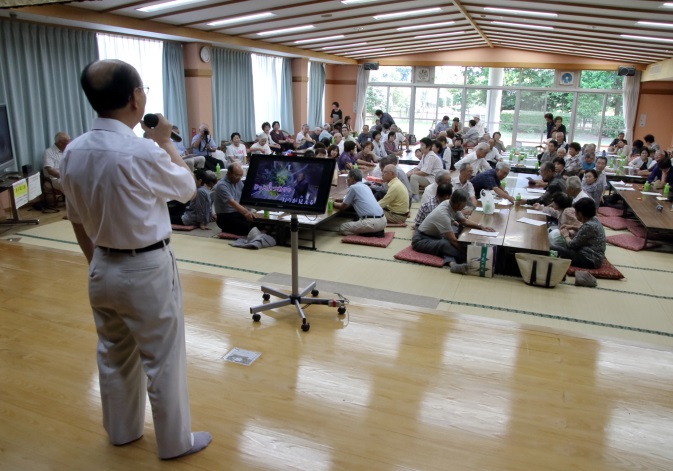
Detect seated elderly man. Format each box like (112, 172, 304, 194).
(420, 169, 451, 206)
(538, 139, 558, 165)
(407, 137, 443, 202)
(565, 175, 589, 203)
(43, 131, 71, 191)
(412, 189, 495, 274)
(452, 162, 478, 209)
(521, 162, 567, 206)
(433, 115, 451, 136)
(455, 142, 492, 175)
(333, 169, 387, 237)
(378, 164, 410, 224)
(213, 163, 256, 236)
(319, 124, 332, 142)
(485, 138, 501, 165)
(413, 182, 453, 229)
(295, 124, 315, 150)
(370, 156, 412, 201)
(470, 161, 515, 204)
(462, 119, 481, 147)
(249, 136, 272, 155)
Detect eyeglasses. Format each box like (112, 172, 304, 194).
(137, 86, 150, 94)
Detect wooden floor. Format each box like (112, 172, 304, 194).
(1, 241, 673, 470)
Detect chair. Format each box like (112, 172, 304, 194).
(40, 171, 64, 211)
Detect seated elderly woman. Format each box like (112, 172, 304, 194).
(550, 197, 606, 269)
(581, 169, 602, 208)
(541, 192, 581, 246)
(647, 155, 673, 189)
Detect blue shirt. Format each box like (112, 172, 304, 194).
(190, 134, 217, 156)
(338, 151, 356, 170)
(470, 169, 501, 195)
(343, 181, 384, 218)
(581, 160, 595, 171)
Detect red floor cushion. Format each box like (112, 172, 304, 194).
(386, 222, 408, 227)
(566, 258, 624, 280)
(171, 224, 197, 231)
(598, 207, 623, 217)
(625, 219, 647, 238)
(596, 215, 628, 231)
(342, 232, 395, 248)
(607, 233, 651, 251)
(216, 232, 240, 240)
(393, 246, 444, 267)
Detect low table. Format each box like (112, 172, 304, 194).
(612, 183, 673, 246)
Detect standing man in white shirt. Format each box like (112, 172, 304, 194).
(60, 59, 211, 460)
(43, 131, 70, 190)
(454, 142, 492, 175)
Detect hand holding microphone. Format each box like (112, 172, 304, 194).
(142, 113, 182, 142)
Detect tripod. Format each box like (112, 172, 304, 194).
(250, 214, 346, 332)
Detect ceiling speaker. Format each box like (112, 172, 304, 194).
(617, 66, 636, 76)
(363, 62, 379, 71)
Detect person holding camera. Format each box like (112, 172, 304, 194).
(191, 123, 223, 171)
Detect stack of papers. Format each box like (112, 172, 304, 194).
(469, 229, 500, 237)
(612, 181, 633, 187)
(476, 208, 501, 213)
(526, 209, 547, 215)
(641, 191, 661, 196)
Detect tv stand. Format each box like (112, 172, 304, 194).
(249, 214, 346, 332)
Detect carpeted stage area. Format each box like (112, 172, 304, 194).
(4, 215, 673, 347)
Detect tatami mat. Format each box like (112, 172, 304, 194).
(5, 217, 673, 347)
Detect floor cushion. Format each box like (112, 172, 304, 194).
(171, 224, 197, 231)
(606, 233, 653, 252)
(566, 258, 624, 280)
(342, 231, 395, 248)
(215, 232, 240, 240)
(625, 219, 647, 239)
(596, 215, 628, 231)
(597, 207, 623, 217)
(393, 246, 444, 267)
(386, 222, 408, 227)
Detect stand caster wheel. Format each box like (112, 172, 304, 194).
(311, 289, 319, 297)
(262, 293, 270, 301)
(252, 314, 261, 322)
(301, 323, 310, 332)
(337, 306, 346, 315)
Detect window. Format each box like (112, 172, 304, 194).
(580, 70, 623, 90)
(434, 66, 464, 85)
(465, 67, 489, 86)
(368, 66, 412, 83)
(521, 68, 554, 88)
(251, 54, 283, 132)
(97, 34, 164, 136)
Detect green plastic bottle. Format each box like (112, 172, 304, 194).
(215, 163, 221, 178)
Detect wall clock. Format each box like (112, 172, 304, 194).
(200, 46, 211, 63)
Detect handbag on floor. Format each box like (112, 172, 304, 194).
(515, 253, 570, 288)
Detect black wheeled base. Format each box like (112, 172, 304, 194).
(249, 214, 346, 332)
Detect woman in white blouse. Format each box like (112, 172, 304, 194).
(371, 130, 387, 160)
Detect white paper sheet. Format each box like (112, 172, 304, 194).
(641, 191, 661, 196)
(656, 196, 668, 201)
(496, 199, 513, 205)
(526, 209, 548, 215)
(476, 207, 501, 213)
(517, 217, 547, 226)
(527, 188, 546, 194)
(469, 229, 500, 237)
(611, 181, 633, 187)
(617, 187, 636, 191)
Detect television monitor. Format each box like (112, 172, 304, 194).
(0, 104, 16, 174)
(240, 154, 336, 214)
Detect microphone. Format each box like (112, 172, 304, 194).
(143, 113, 181, 142)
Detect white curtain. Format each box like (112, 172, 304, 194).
(354, 65, 370, 133)
(251, 54, 283, 135)
(622, 71, 641, 143)
(307, 61, 325, 128)
(97, 34, 164, 136)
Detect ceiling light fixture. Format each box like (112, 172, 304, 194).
(397, 21, 455, 31)
(257, 25, 315, 36)
(621, 34, 673, 43)
(663, 3, 673, 7)
(341, 0, 379, 4)
(414, 31, 465, 39)
(208, 12, 274, 26)
(373, 7, 441, 20)
(322, 42, 367, 50)
(491, 21, 554, 30)
(636, 21, 673, 28)
(137, 0, 205, 13)
(345, 47, 386, 54)
(295, 35, 346, 44)
(484, 7, 557, 17)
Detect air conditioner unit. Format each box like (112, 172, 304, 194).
(617, 66, 636, 76)
(363, 62, 379, 71)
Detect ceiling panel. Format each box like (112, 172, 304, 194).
(5, 0, 673, 65)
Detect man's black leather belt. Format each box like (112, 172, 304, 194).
(362, 215, 383, 218)
(98, 238, 170, 254)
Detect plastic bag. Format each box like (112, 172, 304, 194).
(480, 189, 495, 215)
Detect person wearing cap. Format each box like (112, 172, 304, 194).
(433, 115, 451, 136)
(472, 114, 485, 135)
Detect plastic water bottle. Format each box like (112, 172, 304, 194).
(664, 183, 670, 197)
(215, 163, 221, 178)
(327, 198, 334, 213)
(353, 163, 358, 170)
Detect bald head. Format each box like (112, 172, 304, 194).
(54, 132, 71, 151)
(382, 164, 397, 182)
(80, 59, 143, 115)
